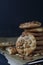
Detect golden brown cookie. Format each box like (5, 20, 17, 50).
(16, 33, 36, 56)
(25, 28, 43, 32)
(31, 32, 43, 37)
(0, 41, 15, 47)
(35, 37, 43, 41)
(33, 50, 43, 54)
(19, 21, 41, 29)
(22, 31, 43, 37)
(36, 46, 43, 50)
(37, 41, 43, 46)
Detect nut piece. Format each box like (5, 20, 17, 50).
(6, 47, 17, 55)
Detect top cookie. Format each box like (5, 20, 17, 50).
(19, 21, 41, 29)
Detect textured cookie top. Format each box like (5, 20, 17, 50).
(19, 21, 41, 29)
(16, 33, 36, 56)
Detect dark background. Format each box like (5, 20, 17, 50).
(0, 0, 43, 37)
(0, 1, 43, 65)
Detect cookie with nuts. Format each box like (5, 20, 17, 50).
(19, 21, 41, 29)
(16, 33, 36, 56)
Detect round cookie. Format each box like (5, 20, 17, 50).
(0, 41, 15, 47)
(19, 21, 41, 29)
(25, 28, 43, 32)
(36, 46, 43, 50)
(22, 31, 42, 37)
(37, 41, 43, 46)
(16, 33, 36, 56)
(30, 32, 43, 37)
(22, 31, 43, 37)
(22, 32, 43, 40)
(36, 37, 43, 41)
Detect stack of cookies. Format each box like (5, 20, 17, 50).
(19, 21, 43, 55)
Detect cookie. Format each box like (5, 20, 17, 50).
(31, 32, 43, 37)
(22, 31, 43, 37)
(36, 46, 43, 50)
(16, 33, 36, 56)
(36, 37, 43, 41)
(19, 21, 41, 29)
(6, 47, 17, 55)
(37, 41, 43, 46)
(25, 28, 43, 32)
(0, 41, 15, 47)
(33, 50, 43, 54)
